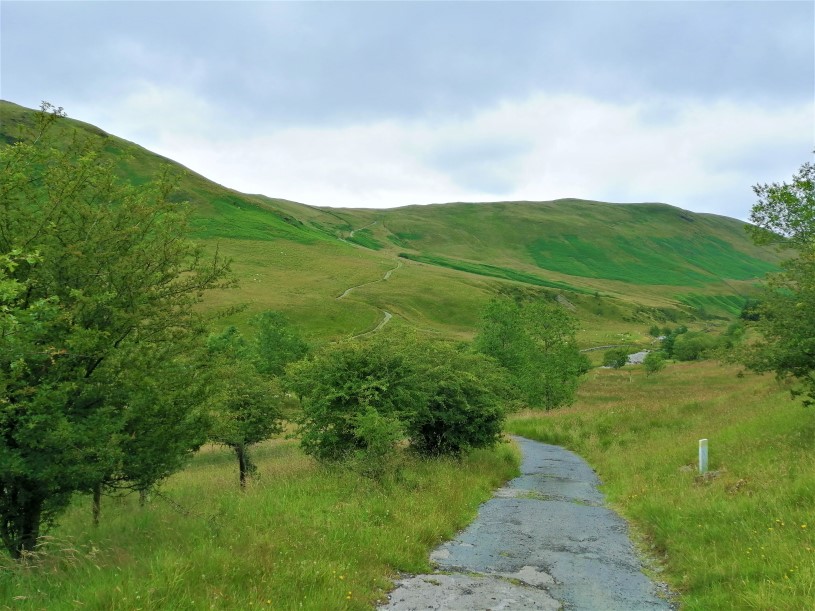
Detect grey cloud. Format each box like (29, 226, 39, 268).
(2, 1, 811, 127)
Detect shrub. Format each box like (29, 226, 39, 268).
(603, 348, 630, 369)
(643, 351, 666, 375)
(287, 332, 508, 463)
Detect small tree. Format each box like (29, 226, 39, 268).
(0, 104, 230, 557)
(207, 327, 284, 487)
(603, 348, 629, 369)
(406, 340, 508, 457)
(741, 158, 815, 405)
(251, 310, 309, 376)
(643, 351, 666, 376)
(287, 334, 422, 462)
(475, 297, 588, 409)
(287, 332, 508, 466)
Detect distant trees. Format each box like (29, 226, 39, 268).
(740, 158, 815, 406)
(475, 297, 589, 409)
(603, 348, 630, 369)
(0, 104, 231, 558)
(642, 352, 666, 376)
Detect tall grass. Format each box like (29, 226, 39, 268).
(1, 441, 519, 610)
(507, 361, 815, 610)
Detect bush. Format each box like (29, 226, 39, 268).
(603, 348, 630, 369)
(287, 332, 508, 463)
(643, 351, 666, 375)
(407, 342, 508, 457)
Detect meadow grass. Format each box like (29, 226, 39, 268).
(507, 361, 815, 610)
(0, 441, 520, 610)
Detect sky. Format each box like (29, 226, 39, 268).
(1, 1, 813, 219)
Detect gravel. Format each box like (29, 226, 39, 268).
(379, 437, 676, 610)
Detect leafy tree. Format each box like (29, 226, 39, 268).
(475, 297, 589, 409)
(672, 332, 720, 361)
(0, 104, 230, 558)
(405, 340, 508, 457)
(741, 158, 815, 406)
(648, 325, 662, 338)
(287, 332, 508, 465)
(603, 348, 629, 369)
(287, 333, 422, 462)
(251, 310, 308, 376)
(642, 351, 666, 376)
(206, 326, 284, 487)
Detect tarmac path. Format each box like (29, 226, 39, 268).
(380, 437, 675, 611)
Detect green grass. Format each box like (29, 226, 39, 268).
(398, 252, 591, 294)
(0, 101, 780, 344)
(506, 362, 815, 610)
(528, 235, 777, 286)
(676, 293, 748, 317)
(346, 229, 384, 251)
(0, 441, 520, 610)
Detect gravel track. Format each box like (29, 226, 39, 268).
(380, 437, 675, 610)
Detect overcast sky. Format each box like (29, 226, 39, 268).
(2, 1, 813, 219)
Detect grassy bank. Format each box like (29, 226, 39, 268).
(507, 361, 815, 610)
(1, 441, 519, 610)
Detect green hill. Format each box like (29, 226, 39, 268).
(0, 100, 779, 345)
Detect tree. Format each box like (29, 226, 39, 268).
(741, 158, 815, 406)
(0, 104, 230, 557)
(404, 339, 508, 457)
(287, 331, 508, 465)
(206, 326, 284, 487)
(642, 351, 666, 376)
(287, 333, 422, 462)
(475, 297, 589, 409)
(603, 348, 629, 369)
(251, 310, 308, 376)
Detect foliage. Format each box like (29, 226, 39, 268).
(603, 347, 630, 369)
(741, 158, 815, 406)
(648, 325, 662, 337)
(287, 334, 423, 463)
(206, 326, 284, 487)
(287, 332, 508, 465)
(0, 104, 230, 557)
(475, 297, 589, 409)
(250, 310, 308, 377)
(404, 340, 508, 457)
(642, 351, 666, 376)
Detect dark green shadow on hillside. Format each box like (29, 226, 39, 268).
(398, 253, 591, 294)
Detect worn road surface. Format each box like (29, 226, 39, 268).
(380, 437, 674, 610)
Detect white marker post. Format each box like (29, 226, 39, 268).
(699, 439, 708, 474)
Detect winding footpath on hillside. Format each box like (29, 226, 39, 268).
(336, 261, 402, 336)
(380, 437, 675, 611)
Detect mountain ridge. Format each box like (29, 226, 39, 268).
(0, 100, 778, 343)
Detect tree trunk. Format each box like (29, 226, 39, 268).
(139, 488, 148, 506)
(92, 483, 102, 527)
(235, 444, 250, 489)
(1, 490, 44, 560)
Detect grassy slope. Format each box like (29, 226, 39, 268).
(0, 442, 520, 610)
(0, 101, 779, 346)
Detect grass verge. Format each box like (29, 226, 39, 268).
(506, 361, 815, 610)
(1, 441, 519, 610)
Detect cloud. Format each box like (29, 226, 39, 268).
(109, 91, 810, 219)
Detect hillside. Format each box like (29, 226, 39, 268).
(0, 100, 779, 345)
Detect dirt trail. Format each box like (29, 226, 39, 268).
(380, 437, 675, 611)
(336, 261, 402, 337)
